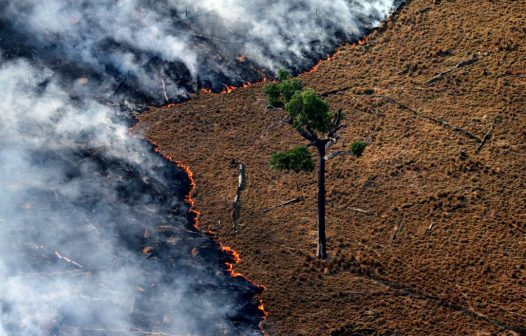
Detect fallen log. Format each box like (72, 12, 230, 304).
(54, 251, 83, 269)
(338, 290, 394, 296)
(160, 76, 169, 103)
(391, 222, 403, 242)
(231, 162, 246, 229)
(425, 53, 479, 85)
(349, 207, 376, 215)
(380, 95, 482, 142)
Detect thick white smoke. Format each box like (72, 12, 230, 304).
(0, 1, 399, 335)
(0, 59, 261, 335)
(2, 0, 398, 102)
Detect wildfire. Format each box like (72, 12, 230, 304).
(221, 85, 236, 94)
(356, 31, 376, 46)
(307, 50, 339, 74)
(147, 140, 269, 327)
(258, 299, 268, 317)
(200, 85, 235, 95)
(221, 245, 245, 278)
(195, 77, 268, 98)
(220, 245, 241, 263)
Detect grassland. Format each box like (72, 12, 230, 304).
(137, 0, 526, 334)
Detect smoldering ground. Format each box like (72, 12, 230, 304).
(0, 1, 397, 335)
(0, 0, 398, 104)
(0, 58, 262, 335)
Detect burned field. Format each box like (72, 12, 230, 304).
(140, 0, 526, 335)
(0, 90, 267, 333)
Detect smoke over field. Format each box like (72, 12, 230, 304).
(0, 0, 397, 103)
(0, 1, 397, 335)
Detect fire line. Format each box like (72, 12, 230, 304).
(150, 140, 269, 333)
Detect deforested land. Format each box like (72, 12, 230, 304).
(138, 0, 526, 334)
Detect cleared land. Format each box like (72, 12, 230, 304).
(137, 0, 526, 334)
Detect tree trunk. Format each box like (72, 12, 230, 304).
(316, 143, 328, 259)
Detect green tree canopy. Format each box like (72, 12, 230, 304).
(270, 145, 314, 173)
(264, 69, 364, 259)
(264, 70, 302, 108)
(286, 88, 332, 135)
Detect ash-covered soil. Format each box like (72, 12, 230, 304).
(138, 0, 526, 334)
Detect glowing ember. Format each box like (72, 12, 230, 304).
(221, 85, 236, 94)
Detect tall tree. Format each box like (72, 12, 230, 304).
(265, 70, 365, 259)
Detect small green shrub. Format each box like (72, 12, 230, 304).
(350, 140, 366, 157)
(270, 146, 314, 172)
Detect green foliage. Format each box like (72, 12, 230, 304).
(286, 88, 331, 134)
(264, 69, 303, 107)
(264, 83, 284, 107)
(280, 78, 303, 103)
(350, 140, 366, 157)
(270, 146, 314, 173)
(278, 69, 290, 81)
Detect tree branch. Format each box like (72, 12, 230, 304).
(325, 137, 338, 152)
(327, 109, 345, 139)
(380, 95, 482, 142)
(296, 126, 317, 143)
(261, 196, 304, 213)
(324, 150, 357, 161)
(475, 118, 499, 154)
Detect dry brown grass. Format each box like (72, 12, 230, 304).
(137, 0, 526, 334)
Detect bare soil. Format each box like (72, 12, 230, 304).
(137, 0, 526, 334)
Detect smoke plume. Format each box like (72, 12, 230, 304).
(0, 0, 398, 103)
(0, 58, 262, 335)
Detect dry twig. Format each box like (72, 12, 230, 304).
(262, 197, 304, 213)
(475, 119, 499, 154)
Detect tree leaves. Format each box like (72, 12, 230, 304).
(287, 88, 331, 134)
(270, 146, 314, 172)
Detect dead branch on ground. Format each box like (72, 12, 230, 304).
(54, 251, 83, 269)
(380, 95, 482, 142)
(425, 53, 479, 85)
(160, 76, 169, 103)
(232, 163, 246, 229)
(475, 119, 499, 154)
(349, 207, 376, 215)
(262, 196, 304, 213)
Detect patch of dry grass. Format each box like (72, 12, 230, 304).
(138, 0, 526, 334)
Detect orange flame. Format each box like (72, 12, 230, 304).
(148, 140, 268, 328)
(221, 85, 236, 94)
(306, 50, 339, 74)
